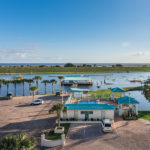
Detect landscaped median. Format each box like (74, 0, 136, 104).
(41, 123, 70, 148)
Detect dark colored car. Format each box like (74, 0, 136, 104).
(7, 93, 13, 99)
(55, 92, 60, 96)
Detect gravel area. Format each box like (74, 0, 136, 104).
(0, 95, 68, 149)
(64, 119, 150, 150)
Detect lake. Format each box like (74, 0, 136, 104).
(0, 72, 150, 110)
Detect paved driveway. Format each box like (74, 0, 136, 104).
(64, 120, 150, 150)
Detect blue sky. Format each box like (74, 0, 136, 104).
(0, 0, 150, 63)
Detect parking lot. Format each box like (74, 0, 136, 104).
(0, 95, 68, 149)
(64, 120, 150, 150)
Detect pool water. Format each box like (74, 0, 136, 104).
(78, 100, 98, 104)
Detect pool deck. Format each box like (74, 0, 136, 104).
(70, 98, 117, 107)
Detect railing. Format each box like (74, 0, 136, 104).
(65, 95, 72, 104)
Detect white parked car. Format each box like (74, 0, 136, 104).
(31, 99, 44, 105)
(101, 119, 112, 132)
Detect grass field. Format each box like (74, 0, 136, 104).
(0, 66, 150, 74)
(89, 89, 122, 98)
(138, 111, 150, 121)
(123, 86, 143, 91)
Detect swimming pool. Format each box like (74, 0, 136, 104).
(78, 100, 98, 104)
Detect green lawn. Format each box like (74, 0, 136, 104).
(138, 111, 150, 121)
(89, 89, 122, 98)
(1, 66, 150, 74)
(123, 86, 143, 91)
(47, 123, 70, 140)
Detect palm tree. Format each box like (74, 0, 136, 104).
(42, 80, 50, 94)
(0, 133, 36, 150)
(30, 86, 39, 100)
(58, 76, 64, 92)
(49, 103, 67, 128)
(0, 78, 5, 94)
(26, 79, 34, 95)
(34, 76, 42, 95)
(21, 79, 26, 96)
(50, 79, 57, 93)
(12, 79, 18, 96)
(2, 79, 11, 96)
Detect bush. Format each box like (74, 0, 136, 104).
(0, 133, 36, 150)
(122, 114, 138, 120)
(64, 63, 75, 67)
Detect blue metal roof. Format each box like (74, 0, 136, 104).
(65, 104, 114, 110)
(64, 76, 91, 81)
(117, 96, 139, 104)
(111, 87, 125, 92)
(70, 88, 89, 93)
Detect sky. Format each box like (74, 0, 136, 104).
(0, 0, 150, 63)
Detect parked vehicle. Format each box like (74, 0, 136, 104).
(31, 99, 44, 105)
(55, 91, 60, 96)
(101, 119, 112, 132)
(7, 92, 13, 99)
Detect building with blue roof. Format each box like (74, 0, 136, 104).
(61, 88, 115, 121)
(110, 87, 125, 100)
(116, 96, 139, 116)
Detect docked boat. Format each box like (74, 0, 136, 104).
(61, 76, 93, 85)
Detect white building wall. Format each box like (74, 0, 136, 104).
(66, 110, 74, 118)
(63, 109, 114, 120)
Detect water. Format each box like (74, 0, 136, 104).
(125, 91, 150, 111)
(78, 100, 98, 104)
(0, 72, 150, 110)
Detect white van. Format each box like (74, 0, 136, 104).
(101, 119, 112, 132)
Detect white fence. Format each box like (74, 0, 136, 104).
(41, 134, 65, 148)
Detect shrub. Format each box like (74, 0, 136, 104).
(122, 114, 138, 120)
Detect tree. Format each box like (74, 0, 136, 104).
(34, 76, 42, 95)
(30, 86, 39, 100)
(12, 79, 18, 96)
(2, 79, 11, 96)
(58, 76, 64, 92)
(50, 79, 57, 93)
(49, 103, 67, 128)
(21, 79, 26, 96)
(0, 78, 5, 94)
(64, 63, 75, 67)
(41, 80, 50, 94)
(0, 133, 36, 150)
(116, 64, 123, 67)
(26, 79, 34, 95)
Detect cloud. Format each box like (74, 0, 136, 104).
(121, 42, 130, 48)
(0, 44, 41, 62)
(15, 52, 27, 58)
(130, 51, 150, 57)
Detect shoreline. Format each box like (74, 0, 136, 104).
(1, 71, 150, 75)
